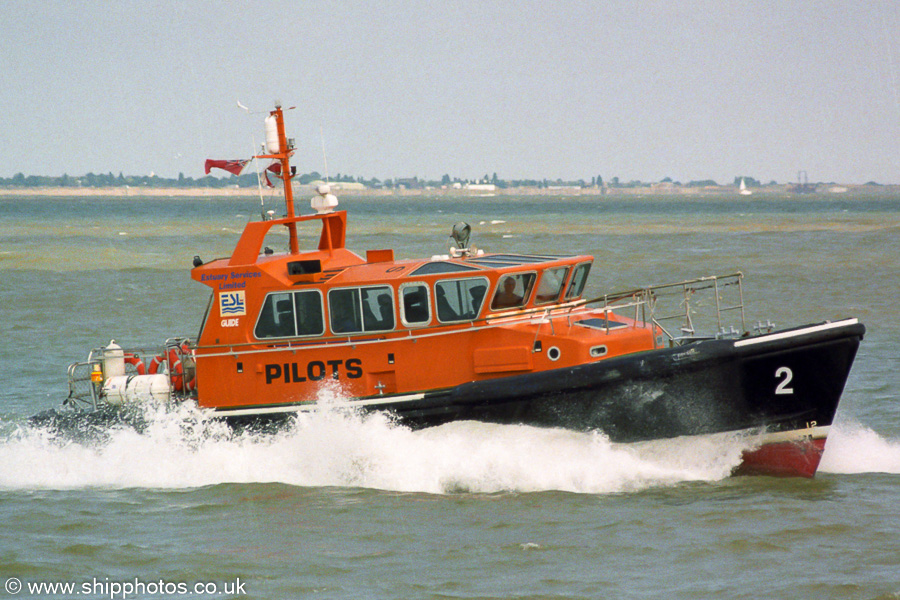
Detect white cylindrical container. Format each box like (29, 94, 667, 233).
(265, 115, 280, 153)
(102, 340, 125, 378)
(103, 375, 130, 406)
(128, 373, 172, 402)
(103, 374, 171, 406)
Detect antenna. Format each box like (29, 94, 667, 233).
(234, 101, 267, 217)
(250, 136, 266, 220)
(320, 126, 329, 183)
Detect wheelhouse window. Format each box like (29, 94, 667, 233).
(255, 290, 324, 339)
(491, 272, 536, 310)
(410, 261, 479, 275)
(534, 266, 570, 305)
(329, 286, 395, 334)
(295, 290, 325, 335)
(565, 262, 591, 300)
(435, 277, 489, 323)
(400, 283, 430, 326)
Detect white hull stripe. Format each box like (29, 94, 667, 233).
(756, 425, 829, 444)
(213, 392, 427, 417)
(733, 318, 859, 348)
(627, 425, 829, 450)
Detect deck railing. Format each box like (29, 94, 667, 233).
(583, 272, 751, 347)
(64, 339, 195, 410)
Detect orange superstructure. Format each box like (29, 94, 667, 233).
(186, 103, 658, 415)
(191, 232, 656, 411)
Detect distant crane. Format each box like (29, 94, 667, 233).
(788, 170, 817, 194)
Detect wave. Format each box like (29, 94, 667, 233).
(819, 422, 900, 474)
(2, 402, 896, 494)
(1, 400, 747, 494)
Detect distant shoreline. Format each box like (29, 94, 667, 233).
(1, 183, 898, 198)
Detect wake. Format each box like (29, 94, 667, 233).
(1, 400, 896, 494)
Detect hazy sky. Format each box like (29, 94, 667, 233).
(2, 1, 898, 184)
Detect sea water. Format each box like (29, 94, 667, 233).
(0, 192, 899, 599)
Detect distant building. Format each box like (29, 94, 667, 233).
(396, 177, 424, 189)
(331, 182, 366, 191)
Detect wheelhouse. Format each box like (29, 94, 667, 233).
(210, 251, 594, 347)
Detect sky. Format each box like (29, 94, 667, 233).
(1, 0, 898, 185)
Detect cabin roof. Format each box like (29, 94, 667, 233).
(319, 251, 588, 285)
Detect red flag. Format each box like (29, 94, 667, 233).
(204, 159, 250, 176)
(263, 161, 282, 187)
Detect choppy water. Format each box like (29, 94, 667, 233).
(1, 193, 899, 599)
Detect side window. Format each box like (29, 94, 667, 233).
(329, 286, 394, 334)
(361, 286, 394, 331)
(535, 266, 570, 305)
(255, 292, 296, 338)
(491, 273, 536, 310)
(435, 278, 489, 322)
(565, 262, 591, 300)
(400, 283, 431, 326)
(295, 290, 324, 336)
(329, 288, 362, 334)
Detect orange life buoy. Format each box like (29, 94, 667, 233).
(124, 352, 146, 375)
(179, 342, 197, 393)
(150, 349, 183, 391)
(148, 353, 166, 375)
(168, 348, 184, 392)
(148, 345, 194, 393)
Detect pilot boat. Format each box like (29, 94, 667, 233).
(60, 103, 864, 477)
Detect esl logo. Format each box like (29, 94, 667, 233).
(220, 290, 246, 317)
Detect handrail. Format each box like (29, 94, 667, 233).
(584, 272, 743, 307)
(190, 299, 589, 352)
(190, 274, 747, 356)
(583, 273, 746, 347)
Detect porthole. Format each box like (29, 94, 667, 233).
(590, 345, 608, 358)
(547, 346, 561, 361)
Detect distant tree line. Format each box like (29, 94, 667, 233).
(1, 171, 872, 190)
(0, 170, 607, 189)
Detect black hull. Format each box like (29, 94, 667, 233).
(363, 319, 864, 443)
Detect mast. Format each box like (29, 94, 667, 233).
(256, 103, 299, 254)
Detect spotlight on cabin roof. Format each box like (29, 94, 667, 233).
(449, 222, 472, 257)
(450, 222, 471, 249)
